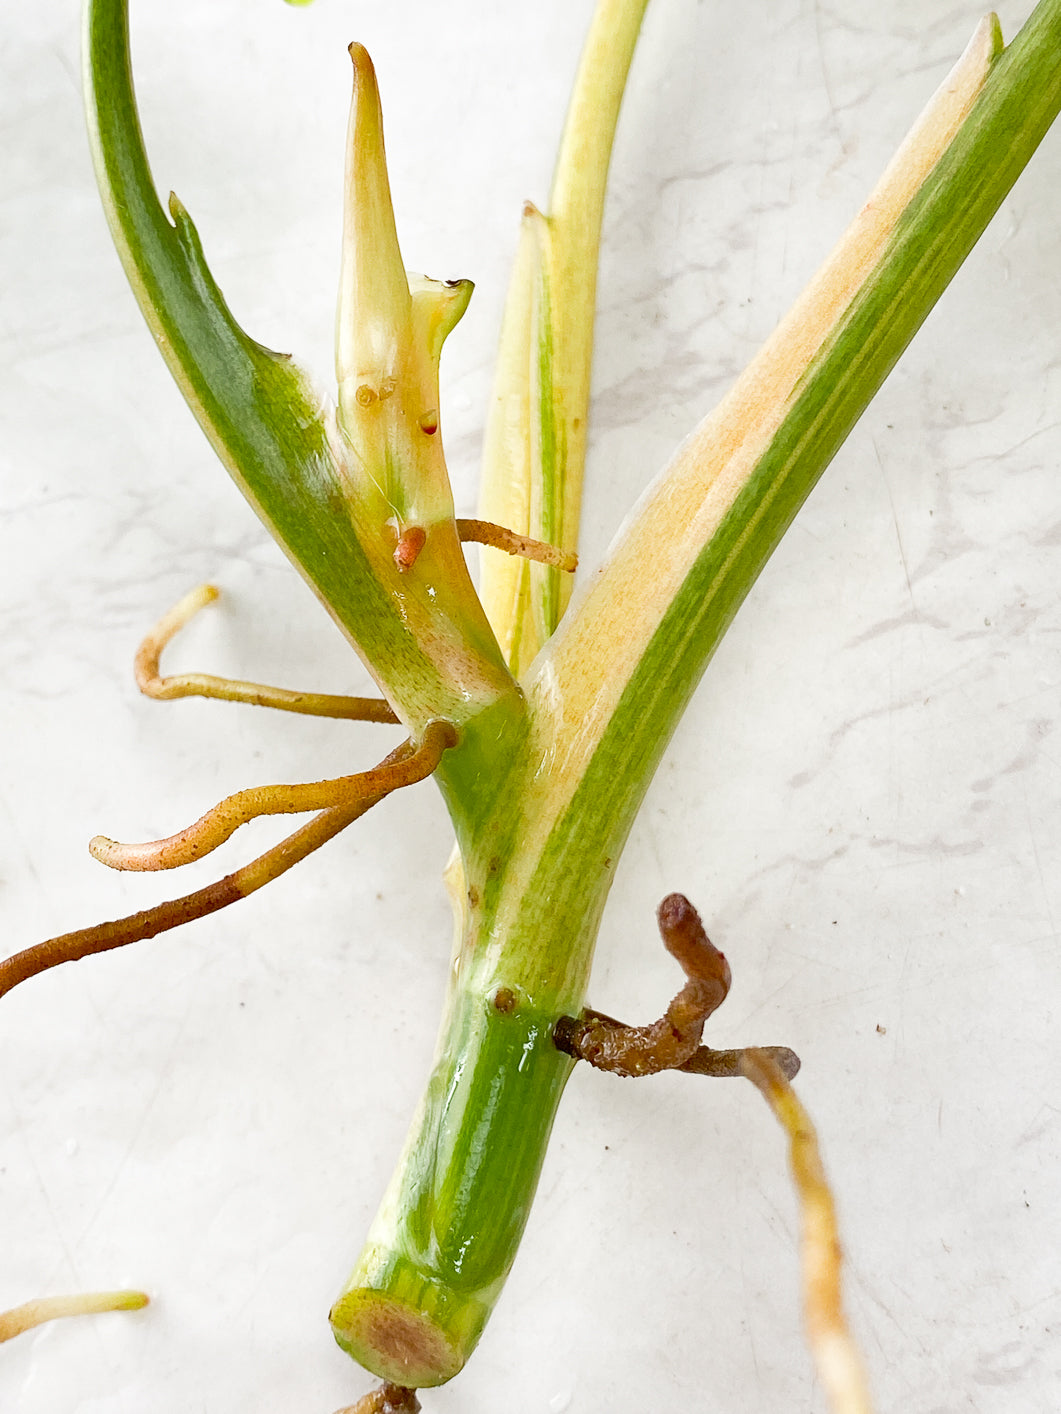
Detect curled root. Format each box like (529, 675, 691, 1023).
(0, 731, 457, 1002)
(554, 893, 730, 1077)
(136, 583, 398, 722)
(554, 893, 800, 1081)
(90, 721, 457, 872)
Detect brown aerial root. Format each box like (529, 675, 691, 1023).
(740, 1049, 875, 1414)
(553, 893, 800, 1080)
(456, 518, 578, 572)
(680, 1042, 800, 1079)
(333, 1382, 421, 1414)
(0, 1290, 149, 1343)
(90, 720, 458, 871)
(0, 734, 455, 1002)
(135, 583, 399, 722)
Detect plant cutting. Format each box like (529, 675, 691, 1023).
(2, 1, 1060, 1410)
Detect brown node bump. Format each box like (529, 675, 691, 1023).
(356, 384, 377, 407)
(493, 987, 517, 1014)
(418, 411, 439, 435)
(394, 526, 427, 572)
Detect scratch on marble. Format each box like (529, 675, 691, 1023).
(71, 974, 203, 1254)
(1022, 793, 1059, 943)
(787, 644, 1051, 792)
(1013, 1101, 1061, 1151)
(873, 435, 917, 615)
(0, 788, 43, 886)
(811, 0, 842, 144)
(0, 1085, 83, 1288)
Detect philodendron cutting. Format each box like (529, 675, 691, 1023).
(3, 0, 1060, 1410)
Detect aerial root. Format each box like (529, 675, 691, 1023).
(0, 733, 455, 1001)
(333, 1382, 421, 1414)
(1, 800, 367, 999)
(135, 583, 399, 722)
(0, 1290, 149, 1344)
(553, 893, 799, 1079)
(456, 517, 578, 571)
(391, 519, 577, 573)
(680, 1042, 800, 1079)
(739, 1049, 875, 1414)
(90, 720, 458, 871)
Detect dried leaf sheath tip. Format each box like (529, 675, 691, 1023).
(555, 894, 800, 1080)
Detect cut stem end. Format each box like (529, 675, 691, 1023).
(330, 1289, 470, 1390)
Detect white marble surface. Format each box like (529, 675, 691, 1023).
(2, 2, 1060, 1411)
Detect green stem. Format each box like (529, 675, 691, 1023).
(81, 0, 1061, 1394)
(336, 4, 1061, 1385)
(330, 986, 573, 1387)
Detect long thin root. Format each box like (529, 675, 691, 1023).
(0, 1290, 148, 1344)
(1, 802, 362, 999)
(740, 1049, 875, 1414)
(680, 1042, 800, 1079)
(90, 721, 457, 871)
(0, 733, 456, 1001)
(456, 517, 577, 572)
(136, 584, 399, 722)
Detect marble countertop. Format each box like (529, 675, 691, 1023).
(2, 2, 1059, 1411)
